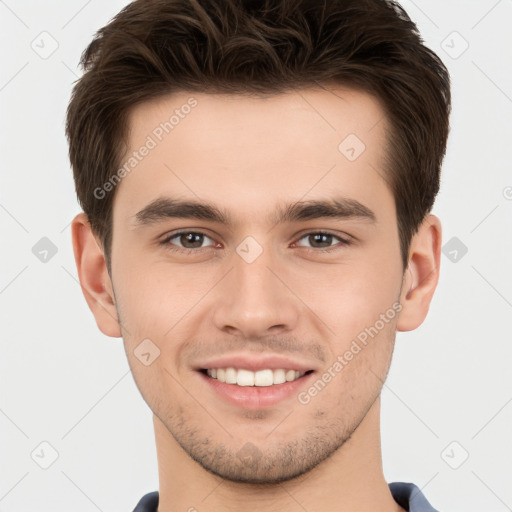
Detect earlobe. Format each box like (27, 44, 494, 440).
(397, 214, 442, 332)
(71, 213, 122, 338)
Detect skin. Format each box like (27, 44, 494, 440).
(72, 85, 441, 512)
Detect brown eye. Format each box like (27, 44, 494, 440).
(160, 231, 215, 252)
(295, 231, 351, 252)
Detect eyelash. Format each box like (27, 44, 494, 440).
(159, 230, 352, 255)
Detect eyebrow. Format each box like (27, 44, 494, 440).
(132, 196, 377, 228)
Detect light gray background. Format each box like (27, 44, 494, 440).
(1, 1, 511, 511)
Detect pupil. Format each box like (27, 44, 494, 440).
(312, 234, 331, 247)
(183, 233, 203, 248)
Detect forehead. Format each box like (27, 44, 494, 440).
(113, 85, 393, 226)
(125, 85, 387, 151)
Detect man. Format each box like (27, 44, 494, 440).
(67, 0, 450, 510)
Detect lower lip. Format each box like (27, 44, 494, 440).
(198, 371, 315, 410)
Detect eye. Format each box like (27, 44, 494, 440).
(160, 231, 215, 252)
(159, 229, 352, 255)
(294, 231, 351, 252)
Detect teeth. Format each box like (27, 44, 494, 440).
(225, 367, 237, 384)
(205, 367, 307, 386)
(254, 369, 273, 386)
(273, 369, 286, 384)
(285, 369, 296, 382)
(237, 369, 254, 386)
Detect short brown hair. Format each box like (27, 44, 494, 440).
(66, 0, 451, 274)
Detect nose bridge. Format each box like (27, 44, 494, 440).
(212, 236, 299, 336)
(232, 238, 285, 309)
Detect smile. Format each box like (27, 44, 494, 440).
(203, 368, 313, 387)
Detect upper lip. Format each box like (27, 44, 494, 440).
(194, 353, 317, 373)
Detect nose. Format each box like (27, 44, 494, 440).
(211, 242, 300, 339)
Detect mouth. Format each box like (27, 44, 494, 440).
(197, 367, 316, 410)
(199, 367, 315, 387)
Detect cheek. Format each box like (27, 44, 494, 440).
(112, 260, 214, 381)
(113, 257, 194, 335)
(125, 354, 170, 416)
(296, 258, 401, 340)
(326, 317, 398, 403)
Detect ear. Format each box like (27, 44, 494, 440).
(397, 214, 442, 332)
(71, 213, 122, 337)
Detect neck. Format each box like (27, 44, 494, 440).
(154, 396, 404, 512)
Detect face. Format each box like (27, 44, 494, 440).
(107, 86, 406, 483)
